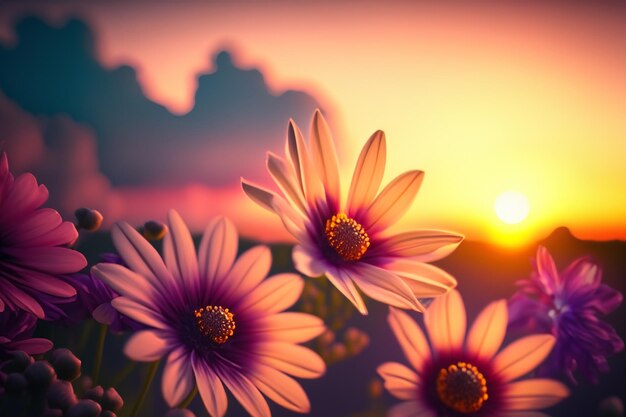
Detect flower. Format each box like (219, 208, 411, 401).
(242, 110, 462, 314)
(92, 210, 326, 417)
(0, 309, 52, 359)
(0, 151, 86, 319)
(508, 246, 624, 383)
(378, 289, 569, 417)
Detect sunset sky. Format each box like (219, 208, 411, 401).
(1, 0, 625, 247)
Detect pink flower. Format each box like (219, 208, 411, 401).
(0, 151, 86, 319)
(378, 290, 569, 417)
(93, 211, 326, 417)
(242, 110, 462, 314)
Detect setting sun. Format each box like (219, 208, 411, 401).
(494, 191, 530, 225)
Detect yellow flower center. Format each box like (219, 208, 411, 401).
(194, 305, 236, 344)
(437, 361, 488, 414)
(325, 213, 370, 261)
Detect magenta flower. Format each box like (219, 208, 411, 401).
(378, 290, 569, 417)
(93, 211, 326, 417)
(0, 309, 52, 359)
(242, 110, 462, 314)
(0, 152, 86, 319)
(509, 246, 624, 383)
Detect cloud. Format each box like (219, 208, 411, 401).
(0, 16, 328, 187)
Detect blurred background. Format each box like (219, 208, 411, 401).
(0, 1, 624, 416)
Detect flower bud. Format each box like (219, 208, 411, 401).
(101, 387, 123, 412)
(599, 396, 624, 417)
(25, 361, 56, 392)
(75, 208, 104, 232)
(47, 380, 78, 410)
(84, 385, 104, 402)
(68, 399, 102, 417)
(140, 220, 167, 240)
(3, 351, 34, 373)
(101, 411, 117, 417)
(4, 372, 28, 396)
(51, 348, 82, 381)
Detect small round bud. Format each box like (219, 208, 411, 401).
(74, 375, 93, 394)
(368, 378, 384, 399)
(75, 208, 104, 232)
(25, 361, 56, 392)
(165, 409, 196, 417)
(4, 372, 28, 396)
(51, 348, 82, 381)
(47, 380, 78, 410)
(330, 342, 347, 362)
(84, 385, 104, 402)
(101, 411, 117, 417)
(319, 329, 335, 345)
(3, 351, 34, 373)
(68, 399, 102, 417)
(599, 396, 624, 417)
(141, 220, 167, 240)
(101, 387, 123, 412)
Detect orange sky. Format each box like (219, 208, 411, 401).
(1, 1, 625, 246)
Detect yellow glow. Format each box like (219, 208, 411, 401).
(494, 191, 530, 224)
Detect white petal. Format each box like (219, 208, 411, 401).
(111, 222, 174, 290)
(347, 130, 386, 214)
(351, 264, 422, 311)
(255, 342, 326, 379)
(163, 209, 199, 291)
(239, 273, 304, 314)
(379, 230, 463, 260)
(292, 244, 327, 277)
(466, 299, 507, 360)
(249, 364, 311, 413)
(217, 246, 271, 300)
(424, 289, 466, 354)
(241, 179, 276, 212)
(503, 379, 569, 410)
(255, 312, 326, 343)
(267, 152, 307, 214)
(123, 330, 168, 361)
(494, 334, 556, 382)
(385, 260, 457, 298)
(271, 197, 308, 241)
(92, 263, 155, 306)
(111, 297, 168, 330)
(388, 308, 431, 372)
(365, 170, 424, 231)
(389, 401, 436, 417)
(216, 367, 271, 417)
(377, 362, 419, 400)
(327, 268, 368, 315)
(198, 217, 238, 295)
(286, 119, 323, 205)
(193, 354, 228, 417)
(162, 348, 194, 407)
(310, 109, 340, 201)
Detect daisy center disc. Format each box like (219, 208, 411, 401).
(325, 213, 370, 261)
(194, 305, 236, 344)
(437, 361, 488, 414)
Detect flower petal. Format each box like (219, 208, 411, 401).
(241, 179, 276, 212)
(162, 347, 194, 407)
(377, 362, 419, 400)
(499, 412, 552, 417)
(327, 268, 368, 315)
(254, 312, 326, 343)
(123, 330, 168, 361)
(376, 230, 463, 261)
(198, 217, 238, 296)
(292, 244, 327, 278)
(239, 273, 303, 314)
(350, 264, 422, 311)
(255, 342, 326, 379)
(389, 401, 436, 417)
(216, 366, 270, 417)
(494, 334, 556, 382)
(193, 354, 228, 417)
(163, 210, 199, 292)
(347, 130, 386, 214)
(466, 299, 508, 360)
(286, 119, 323, 205)
(267, 152, 307, 214)
(92, 263, 155, 306)
(536, 246, 560, 292)
(111, 297, 168, 330)
(384, 260, 457, 298)
(6, 338, 53, 355)
(424, 289, 466, 354)
(3, 246, 86, 274)
(365, 170, 424, 231)
(310, 109, 340, 202)
(271, 197, 308, 242)
(503, 379, 569, 410)
(388, 307, 431, 372)
(249, 364, 311, 413)
(217, 246, 271, 300)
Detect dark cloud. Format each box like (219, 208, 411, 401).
(0, 16, 326, 187)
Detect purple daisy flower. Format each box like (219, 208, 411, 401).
(0, 151, 87, 319)
(93, 210, 326, 417)
(0, 309, 52, 359)
(508, 246, 624, 383)
(242, 110, 462, 315)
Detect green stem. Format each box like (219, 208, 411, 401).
(177, 385, 198, 409)
(110, 360, 137, 388)
(92, 324, 108, 385)
(130, 361, 160, 417)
